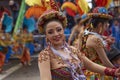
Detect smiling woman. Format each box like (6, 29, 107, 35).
(37, 10, 120, 80)
(45, 20, 65, 46)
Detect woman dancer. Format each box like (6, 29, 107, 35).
(38, 10, 120, 80)
(79, 7, 115, 79)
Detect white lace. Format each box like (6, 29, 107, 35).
(84, 29, 107, 46)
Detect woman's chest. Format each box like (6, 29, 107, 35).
(49, 51, 80, 69)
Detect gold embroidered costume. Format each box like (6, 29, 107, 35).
(38, 46, 84, 80)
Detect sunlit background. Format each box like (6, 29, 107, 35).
(86, 0, 92, 8)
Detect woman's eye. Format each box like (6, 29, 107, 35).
(57, 28, 62, 32)
(48, 31, 53, 34)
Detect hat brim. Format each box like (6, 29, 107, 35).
(80, 13, 113, 24)
(88, 13, 113, 19)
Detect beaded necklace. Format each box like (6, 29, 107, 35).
(50, 43, 86, 80)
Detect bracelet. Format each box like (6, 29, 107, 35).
(104, 67, 117, 77)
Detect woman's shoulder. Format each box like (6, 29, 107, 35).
(38, 48, 50, 63)
(39, 47, 49, 53)
(87, 35, 104, 48)
(87, 34, 101, 42)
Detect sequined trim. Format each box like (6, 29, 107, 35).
(38, 48, 65, 64)
(49, 50, 65, 64)
(38, 49, 50, 63)
(38, 47, 83, 66)
(93, 37, 104, 48)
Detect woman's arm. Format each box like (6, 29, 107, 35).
(68, 25, 78, 45)
(82, 55, 106, 74)
(87, 36, 114, 68)
(77, 52, 120, 77)
(38, 50, 52, 80)
(82, 55, 120, 77)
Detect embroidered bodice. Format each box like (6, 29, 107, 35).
(81, 30, 106, 64)
(38, 46, 86, 80)
(51, 67, 73, 80)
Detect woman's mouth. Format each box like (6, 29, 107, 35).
(53, 36, 61, 41)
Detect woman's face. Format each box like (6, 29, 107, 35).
(103, 21, 109, 31)
(98, 21, 109, 34)
(45, 21, 64, 46)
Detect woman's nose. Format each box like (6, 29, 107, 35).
(54, 31, 59, 35)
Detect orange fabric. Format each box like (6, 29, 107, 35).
(25, 6, 47, 19)
(61, 1, 77, 12)
(0, 52, 5, 67)
(105, 0, 112, 8)
(21, 48, 31, 63)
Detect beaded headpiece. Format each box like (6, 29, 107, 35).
(80, 7, 113, 24)
(38, 10, 67, 33)
(89, 7, 112, 19)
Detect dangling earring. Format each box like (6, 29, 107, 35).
(99, 27, 103, 34)
(46, 38, 51, 46)
(89, 23, 94, 31)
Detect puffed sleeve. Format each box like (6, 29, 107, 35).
(38, 49, 50, 63)
(38, 49, 52, 80)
